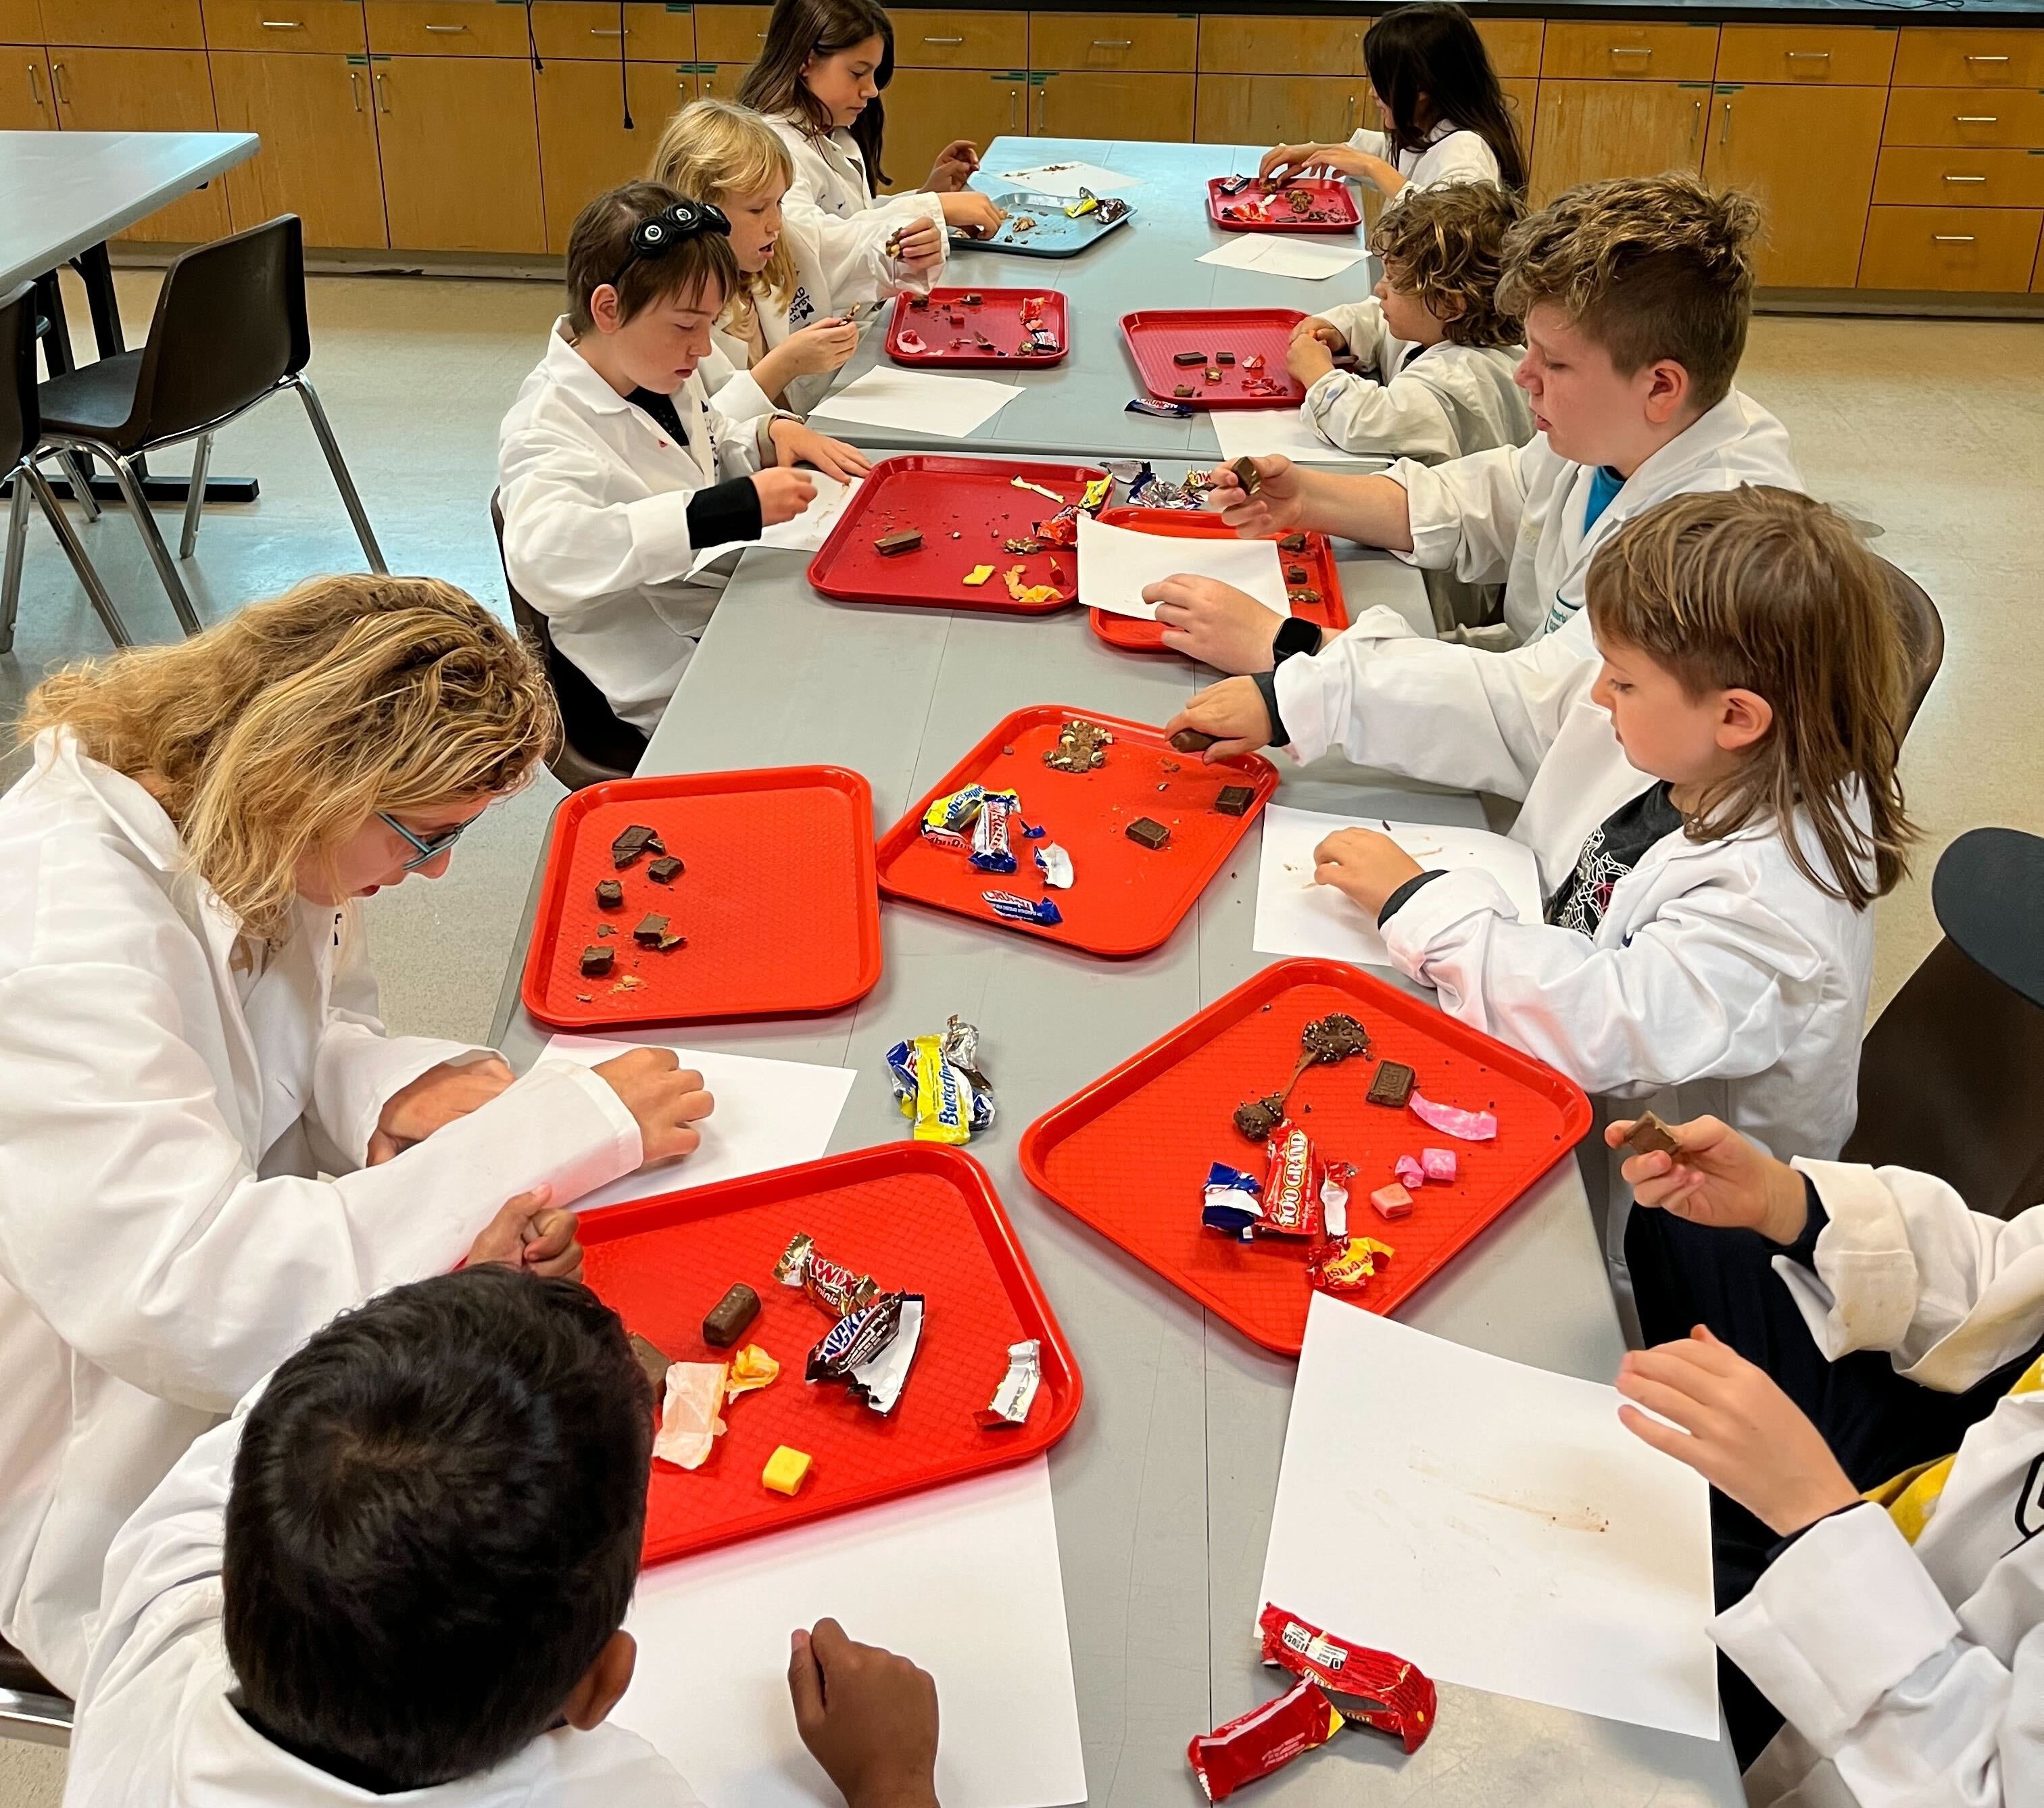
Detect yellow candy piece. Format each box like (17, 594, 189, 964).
(963, 564, 995, 587)
(762, 1446, 812, 1496)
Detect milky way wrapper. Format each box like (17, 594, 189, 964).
(977, 1338, 1042, 1428)
(1187, 1678, 1343, 1801)
(1257, 1604, 1436, 1755)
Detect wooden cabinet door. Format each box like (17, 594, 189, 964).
(211, 51, 387, 247)
(872, 66, 1021, 194)
(527, 1, 694, 64)
(691, 3, 769, 66)
(1030, 12, 1196, 74)
(1529, 78, 1709, 206)
(50, 47, 232, 241)
(1475, 17, 1544, 80)
(1194, 74, 1364, 148)
(1033, 70, 1192, 143)
(41, 0, 200, 49)
(1858, 205, 2042, 292)
(1881, 87, 2044, 150)
(0, 50, 55, 126)
(693, 60, 754, 107)
(372, 55, 545, 252)
(1701, 84, 1884, 287)
(1893, 29, 2044, 91)
(202, 0, 366, 55)
(0, 1, 42, 46)
(1198, 15, 1363, 78)
(1540, 22, 1718, 84)
(891, 9, 1025, 72)
(536, 59, 698, 253)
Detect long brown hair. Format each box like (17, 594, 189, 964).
(1363, 3, 1527, 193)
(1586, 486, 1915, 912)
(20, 575, 558, 942)
(739, 0, 892, 144)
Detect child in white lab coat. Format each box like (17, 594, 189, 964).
(1165, 487, 1913, 1184)
(1260, 1, 1527, 200)
(0, 577, 716, 1694)
(740, 0, 1006, 243)
(650, 97, 940, 418)
(64, 1266, 940, 1808)
(1146, 172, 1800, 673)
(497, 180, 869, 739)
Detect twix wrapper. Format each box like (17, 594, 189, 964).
(773, 1233, 877, 1317)
(1257, 1604, 1436, 1754)
(1187, 1678, 1342, 1801)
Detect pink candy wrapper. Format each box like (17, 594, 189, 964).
(1394, 1155, 1425, 1190)
(1408, 1092, 1497, 1142)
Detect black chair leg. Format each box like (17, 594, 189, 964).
(103, 449, 202, 635)
(288, 376, 387, 573)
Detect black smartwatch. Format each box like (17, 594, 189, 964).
(1272, 616, 1322, 666)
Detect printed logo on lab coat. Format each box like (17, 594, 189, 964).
(790, 285, 815, 327)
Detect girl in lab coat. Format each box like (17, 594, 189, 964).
(650, 97, 941, 418)
(0, 575, 716, 1694)
(739, 0, 1006, 243)
(1165, 488, 1914, 1185)
(1260, 1, 1527, 200)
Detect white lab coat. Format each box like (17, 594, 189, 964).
(64, 1407, 704, 1808)
(1275, 635, 1874, 1168)
(1301, 297, 1532, 463)
(763, 112, 948, 237)
(1386, 387, 1803, 646)
(497, 318, 787, 735)
(1713, 1158, 2044, 1807)
(1344, 121, 1500, 193)
(0, 731, 645, 1694)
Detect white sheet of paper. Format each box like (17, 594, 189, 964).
(808, 368, 1023, 439)
(1252, 804, 1545, 969)
(1195, 234, 1367, 281)
(689, 474, 864, 577)
(1075, 511, 1288, 621)
(616, 1457, 1086, 1808)
(1258, 1297, 1718, 1739)
(536, 1033, 856, 1210)
(990, 160, 1144, 197)
(1209, 408, 1394, 468)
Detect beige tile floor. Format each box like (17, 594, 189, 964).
(1, 275, 2040, 1801)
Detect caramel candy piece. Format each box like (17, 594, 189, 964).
(1215, 785, 1255, 816)
(1626, 1111, 1683, 1158)
(1171, 727, 1219, 754)
(702, 1283, 762, 1348)
(1126, 817, 1171, 850)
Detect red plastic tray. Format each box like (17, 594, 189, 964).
(886, 287, 1069, 368)
(1207, 176, 1361, 234)
(1019, 960, 1594, 1354)
(1086, 506, 1351, 654)
(520, 768, 881, 1030)
(1121, 309, 1308, 409)
(875, 703, 1278, 958)
(806, 454, 1106, 614)
(579, 1142, 1082, 1567)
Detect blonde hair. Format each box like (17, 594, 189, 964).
(1370, 180, 1526, 351)
(1586, 486, 1914, 912)
(20, 575, 559, 942)
(650, 99, 800, 314)
(1499, 173, 1759, 409)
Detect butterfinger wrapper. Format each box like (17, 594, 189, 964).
(977, 1338, 1042, 1428)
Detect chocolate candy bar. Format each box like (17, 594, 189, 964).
(1626, 1110, 1682, 1158)
(1172, 349, 1207, 366)
(612, 823, 658, 868)
(773, 1233, 879, 1316)
(629, 1331, 669, 1395)
(633, 913, 668, 946)
(1286, 564, 1309, 583)
(1215, 785, 1255, 816)
(1278, 531, 1307, 552)
(1260, 1121, 1322, 1237)
(595, 878, 624, 909)
(1126, 817, 1171, 850)
(963, 292, 983, 306)
(1188, 1678, 1344, 1801)
(579, 945, 614, 977)
(1258, 1605, 1436, 1755)
(874, 529, 923, 556)
(646, 855, 684, 883)
(702, 1283, 761, 1348)
(969, 789, 1020, 875)
(1171, 727, 1219, 754)
(1217, 351, 1236, 365)
(1367, 1060, 1416, 1108)
(1129, 397, 1194, 419)
(1229, 456, 1263, 495)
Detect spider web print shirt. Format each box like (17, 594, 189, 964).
(1544, 781, 1683, 935)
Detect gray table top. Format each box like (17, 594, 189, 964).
(815, 137, 1387, 469)
(0, 130, 258, 294)
(487, 452, 1741, 1805)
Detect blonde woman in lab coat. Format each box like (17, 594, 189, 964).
(0, 575, 715, 1694)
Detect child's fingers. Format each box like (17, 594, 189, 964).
(1611, 1370, 1715, 1438)
(1616, 1402, 1699, 1465)
(787, 1629, 826, 1732)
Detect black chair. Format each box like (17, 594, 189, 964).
(1842, 829, 2044, 1220)
(1877, 556, 1945, 733)
(0, 1632, 71, 1743)
(33, 215, 385, 637)
(0, 282, 129, 652)
(489, 491, 646, 789)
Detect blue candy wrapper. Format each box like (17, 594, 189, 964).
(1201, 1162, 1264, 1242)
(1127, 397, 1194, 420)
(883, 1016, 996, 1142)
(981, 890, 1063, 927)
(969, 789, 1021, 874)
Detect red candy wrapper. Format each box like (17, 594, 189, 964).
(1259, 1120, 1322, 1238)
(1187, 1678, 1344, 1801)
(1305, 1236, 1394, 1295)
(1257, 1604, 1436, 1755)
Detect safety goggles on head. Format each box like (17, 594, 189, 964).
(379, 811, 474, 872)
(608, 199, 732, 294)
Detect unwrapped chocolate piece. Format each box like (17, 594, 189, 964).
(647, 855, 684, 883)
(595, 878, 624, 909)
(1043, 718, 1114, 773)
(1229, 456, 1263, 496)
(633, 913, 668, 946)
(1367, 1060, 1416, 1108)
(1171, 727, 1219, 754)
(977, 1338, 1043, 1428)
(1278, 531, 1307, 552)
(629, 1332, 670, 1396)
(1301, 1012, 1369, 1065)
(702, 1283, 761, 1348)
(1187, 1678, 1344, 1802)
(611, 823, 658, 868)
(1625, 1110, 1682, 1158)
(1215, 785, 1255, 817)
(1257, 1604, 1436, 1755)
(1126, 816, 1171, 850)
(1173, 349, 1207, 366)
(875, 529, 923, 556)
(579, 945, 614, 977)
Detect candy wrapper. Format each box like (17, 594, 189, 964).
(884, 1015, 996, 1143)
(1258, 1121, 1322, 1238)
(1258, 1605, 1436, 1755)
(805, 1292, 905, 1384)
(724, 1344, 780, 1399)
(977, 1338, 1042, 1428)
(1394, 1154, 1426, 1191)
(983, 889, 1063, 926)
(1033, 843, 1074, 888)
(921, 784, 986, 848)
(1201, 1162, 1264, 1242)
(774, 1233, 879, 1316)
(1187, 1679, 1343, 1801)
(969, 789, 1021, 873)
(847, 1294, 925, 1415)
(1319, 1160, 1354, 1240)
(653, 1362, 729, 1471)
(1305, 1236, 1394, 1294)
(1409, 1092, 1498, 1142)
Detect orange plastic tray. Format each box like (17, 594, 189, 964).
(1207, 176, 1361, 234)
(886, 287, 1069, 368)
(1019, 960, 1594, 1354)
(1086, 506, 1350, 654)
(579, 1143, 1083, 1567)
(1121, 308, 1308, 409)
(875, 704, 1278, 958)
(520, 768, 881, 1030)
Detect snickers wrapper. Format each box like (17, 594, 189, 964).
(848, 1292, 924, 1415)
(1257, 1604, 1436, 1755)
(806, 1291, 905, 1384)
(1188, 1679, 1343, 1801)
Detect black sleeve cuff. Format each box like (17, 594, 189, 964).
(1250, 669, 1290, 748)
(1378, 869, 1447, 928)
(1779, 1173, 1829, 1267)
(685, 475, 764, 549)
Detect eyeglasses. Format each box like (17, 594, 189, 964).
(379, 811, 475, 872)
(607, 199, 732, 294)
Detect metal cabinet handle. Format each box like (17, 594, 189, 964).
(1784, 49, 1829, 60)
(1932, 234, 1976, 243)
(348, 66, 361, 110)
(589, 26, 627, 36)
(260, 18, 305, 28)
(1943, 173, 1989, 182)
(1035, 82, 1046, 131)
(49, 58, 66, 105)
(1955, 115, 1999, 124)
(1964, 54, 2010, 64)
(1720, 97, 1732, 149)
(1092, 39, 1132, 47)
(1346, 91, 1355, 134)
(1609, 45, 1653, 59)
(374, 69, 390, 112)
(26, 59, 42, 106)
(923, 35, 964, 45)
(1689, 96, 1701, 148)
(422, 22, 468, 33)
(1008, 85, 1017, 128)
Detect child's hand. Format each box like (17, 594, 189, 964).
(752, 466, 818, 525)
(1287, 332, 1337, 386)
(927, 138, 980, 191)
(1603, 1115, 1811, 1244)
(1617, 1327, 1862, 1538)
(1163, 678, 1274, 762)
(1203, 456, 1302, 534)
(788, 1619, 939, 1808)
(1259, 142, 1335, 182)
(369, 1056, 515, 1164)
(888, 215, 945, 271)
(1311, 828, 1424, 917)
(781, 318, 862, 378)
(1148, 575, 1291, 674)
(592, 1046, 715, 1167)
(938, 191, 1006, 239)
(464, 1186, 585, 1284)
(769, 420, 873, 484)
(1294, 316, 1348, 354)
